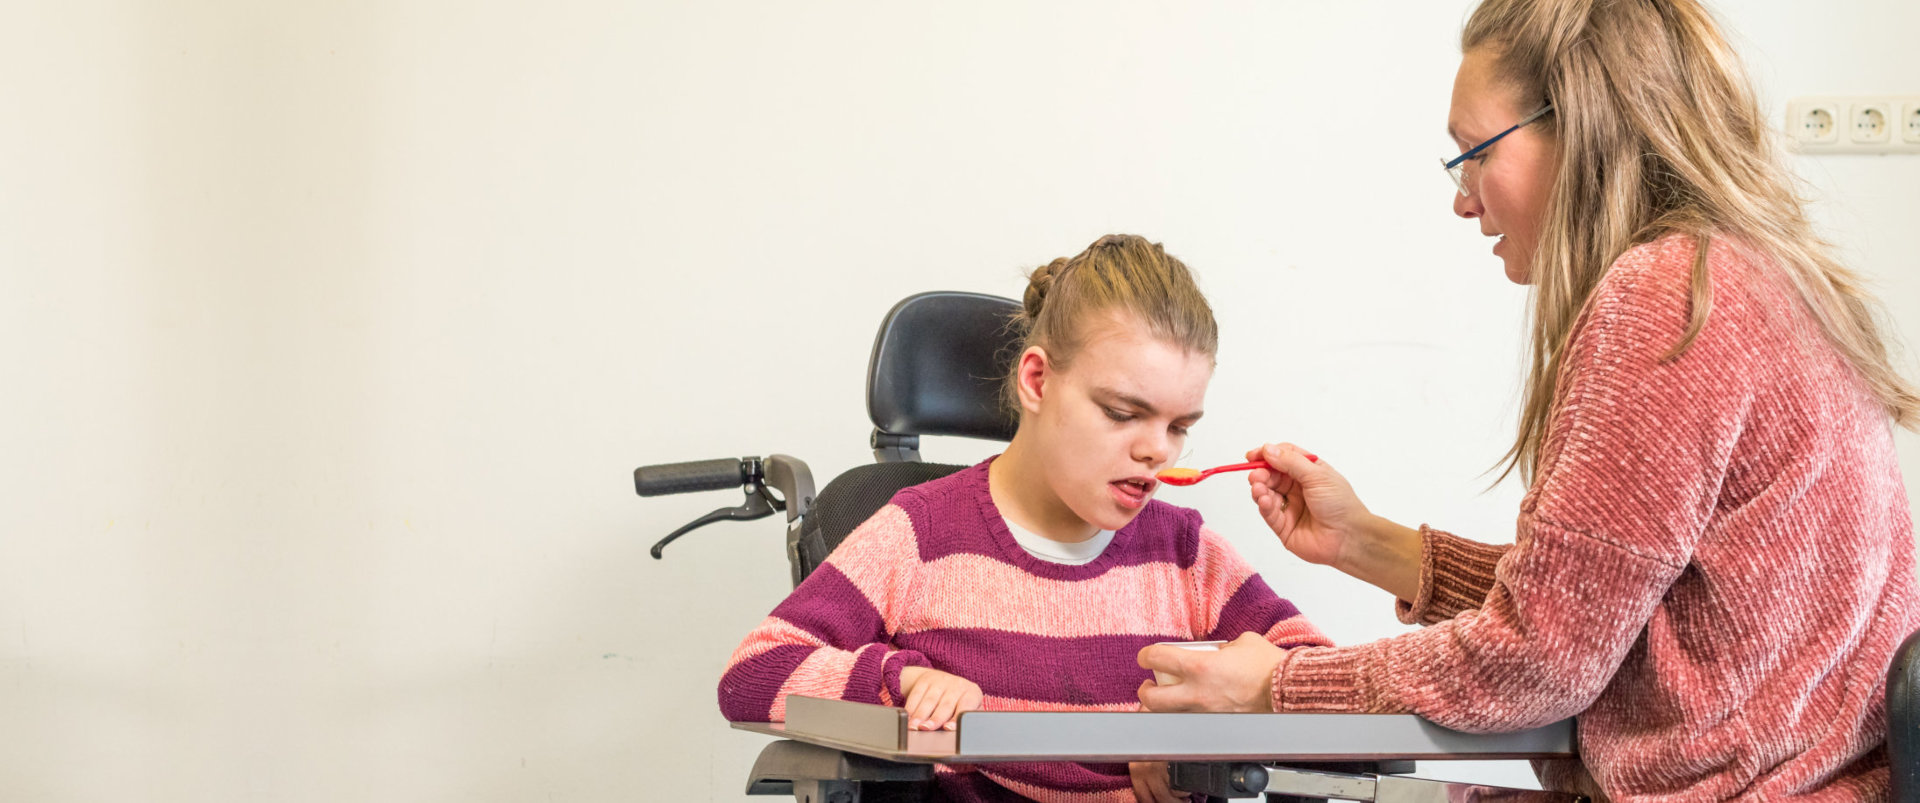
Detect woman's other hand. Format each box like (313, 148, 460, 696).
(1135, 632, 1283, 714)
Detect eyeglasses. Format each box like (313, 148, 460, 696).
(1441, 103, 1553, 197)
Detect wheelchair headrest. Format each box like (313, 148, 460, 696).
(867, 291, 1021, 443)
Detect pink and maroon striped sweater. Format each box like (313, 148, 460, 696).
(719, 459, 1329, 802)
(1272, 235, 1920, 802)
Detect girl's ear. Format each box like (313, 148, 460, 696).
(1014, 346, 1050, 417)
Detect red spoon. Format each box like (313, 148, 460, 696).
(1155, 461, 1269, 487)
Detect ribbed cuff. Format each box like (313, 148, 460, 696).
(1394, 525, 1509, 626)
(1270, 646, 1379, 712)
(880, 649, 930, 705)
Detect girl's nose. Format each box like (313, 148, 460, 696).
(1134, 430, 1171, 467)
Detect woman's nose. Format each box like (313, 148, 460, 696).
(1453, 188, 1482, 219)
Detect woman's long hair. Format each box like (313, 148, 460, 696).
(1465, 0, 1920, 484)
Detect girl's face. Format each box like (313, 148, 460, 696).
(1448, 49, 1560, 285)
(1015, 312, 1211, 533)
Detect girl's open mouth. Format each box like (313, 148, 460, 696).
(1109, 477, 1155, 509)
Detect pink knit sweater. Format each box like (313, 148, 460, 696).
(720, 460, 1329, 802)
(1272, 235, 1919, 801)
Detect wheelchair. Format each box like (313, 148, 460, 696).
(635, 290, 1920, 803)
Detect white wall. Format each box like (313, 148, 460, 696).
(0, 1, 1914, 800)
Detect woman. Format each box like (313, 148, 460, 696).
(1138, 0, 1920, 801)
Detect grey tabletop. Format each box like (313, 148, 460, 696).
(730, 697, 1576, 764)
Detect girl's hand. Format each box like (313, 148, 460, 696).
(1246, 442, 1372, 568)
(898, 666, 983, 731)
(1129, 761, 1189, 802)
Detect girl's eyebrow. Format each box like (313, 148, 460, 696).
(1092, 387, 1204, 422)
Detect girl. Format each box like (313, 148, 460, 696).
(718, 234, 1329, 803)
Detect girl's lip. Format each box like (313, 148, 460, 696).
(1109, 478, 1154, 509)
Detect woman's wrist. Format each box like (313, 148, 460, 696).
(1334, 514, 1425, 603)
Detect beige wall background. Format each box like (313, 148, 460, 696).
(1, 1, 1915, 800)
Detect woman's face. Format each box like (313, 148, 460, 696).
(1016, 312, 1211, 533)
(1448, 49, 1560, 285)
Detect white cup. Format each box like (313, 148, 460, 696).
(1150, 640, 1226, 686)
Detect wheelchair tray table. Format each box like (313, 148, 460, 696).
(731, 695, 1576, 764)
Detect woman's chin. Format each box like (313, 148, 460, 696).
(1503, 255, 1532, 285)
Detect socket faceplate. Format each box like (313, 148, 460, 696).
(1789, 95, 1920, 154)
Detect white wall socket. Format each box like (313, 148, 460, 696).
(1787, 95, 1920, 154)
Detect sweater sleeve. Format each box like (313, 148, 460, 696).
(1271, 238, 1751, 729)
(716, 503, 932, 722)
(1392, 525, 1511, 626)
(1191, 527, 1332, 648)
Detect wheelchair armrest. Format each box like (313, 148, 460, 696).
(746, 739, 935, 796)
(762, 455, 815, 523)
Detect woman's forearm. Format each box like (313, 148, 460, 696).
(1335, 514, 1424, 604)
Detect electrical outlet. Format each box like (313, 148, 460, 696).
(1787, 95, 1920, 154)
(1787, 97, 1840, 148)
(1849, 101, 1892, 143)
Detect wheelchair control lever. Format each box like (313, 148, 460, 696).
(647, 485, 778, 559)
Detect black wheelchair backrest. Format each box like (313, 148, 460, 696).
(787, 292, 1022, 585)
(866, 291, 1021, 463)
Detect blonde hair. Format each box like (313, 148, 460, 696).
(1004, 234, 1218, 415)
(1463, 0, 1920, 484)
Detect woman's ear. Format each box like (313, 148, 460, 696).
(1015, 347, 1049, 417)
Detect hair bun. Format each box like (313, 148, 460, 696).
(1024, 256, 1070, 321)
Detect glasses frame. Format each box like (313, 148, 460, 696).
(1442, 103, 1554, 197)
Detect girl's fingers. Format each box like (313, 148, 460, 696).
(1145, 762, 1183, 803)
(903, 685, 921, 720)
(925, 684, 956, 730)
(944, 683, 973, 729)
(908, 684, 938, 729)
(902, 673, 983, 731)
